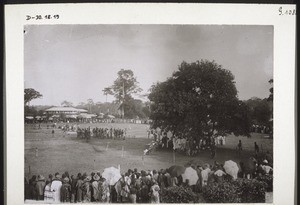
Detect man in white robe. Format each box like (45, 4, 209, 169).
(50, 174, 62, 203)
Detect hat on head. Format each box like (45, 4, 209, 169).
(38, 175, 45, 181)
(63, 177, 69, 183)
(85, 176, 92, 182)
(93, 174, 100, 181)
(263, 160, 268, 164)
(55, 174, 61, 179)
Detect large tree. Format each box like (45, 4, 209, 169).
(245, 97, 272, 126)
(148, 60, 251, 139)
(104, 69, 142, 118)
(102, 87, 114, 103)
(24, 88, 43, 106)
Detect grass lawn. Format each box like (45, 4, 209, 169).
(25, 122, 273, 178)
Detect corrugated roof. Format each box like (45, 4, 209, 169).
(45, 107, 87, 113)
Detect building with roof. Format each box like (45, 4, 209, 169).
(44, 106, 88, 115)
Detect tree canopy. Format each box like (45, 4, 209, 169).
(61, 100, 73, 107)
(244, 97, 272, 126)
(24, 88, 43, 105)
(148, 60, 251, 138)
(104, 69, 143, 118)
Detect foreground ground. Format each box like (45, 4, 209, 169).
(25, 122, 273, 178)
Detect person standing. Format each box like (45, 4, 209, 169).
(70, 175, 77, 203)
(254, 142, 259, 155)
(237, 140, 243, 156)
(129, 185, 137, 203)
(101, 178, 110, 203)
(60, 177, 71, 202)
(170, 176, 178, 187)
(44, 179, 54, 202)
(35, 175, 46, 200)
(92, 174, 100, 202)
(150, 182, 160, 203)
(50, 173, 62, 203)
(201, 164, 211, 186)
(210, 142, 216, 159)
(82, 176, 92, 203)
(76, 173, 83, 202)
(28, 175, 38, 200)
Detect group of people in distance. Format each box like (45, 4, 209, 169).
(250, 124, 271, 134)
(76, 127, 127, 141)
(146, 128, 226, 158)
(25, 152, 273, 204)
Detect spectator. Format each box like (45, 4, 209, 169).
(36, 175, 46, 200)
(28, 175, 37, 200)
(254, 142, 259, 155)
(51, 173, 62, 203)
(61, 177, 71, 202)
(92, 174, 100, 201)
(76, 173, 83, 202)
(150, 182, 160, 203)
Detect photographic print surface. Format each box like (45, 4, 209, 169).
(24, 24, 274, 203)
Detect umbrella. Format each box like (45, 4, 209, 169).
(223, 160, 239, 180)
(168, 165, 186, 177)
(101, 166, 122, 185)
(181, 167, 199, 185)
(214, 170, 226, 177)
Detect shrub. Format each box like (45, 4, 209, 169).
(256, 175, 273, 192)
(233, 179, 267, 203)
(202, 181, 241, 203)
(160, 186, 199, 203)
(203, 179, 267, 203)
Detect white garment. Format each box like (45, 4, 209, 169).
(201, 168, 211, 186)
(222, 136, 226, 145)
(262, 165, 273, 174)
(44, 183, 54, 202)
(50, 180, 62, 202)
(125, 176, 131, 186)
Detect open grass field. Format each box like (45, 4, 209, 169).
(25, 122, 273, 178)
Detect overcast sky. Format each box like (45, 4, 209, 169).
(24, 25, 273, 106)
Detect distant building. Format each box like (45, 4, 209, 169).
(44, 106, 88, 115)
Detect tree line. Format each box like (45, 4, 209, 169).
(24, 59, 273, 138)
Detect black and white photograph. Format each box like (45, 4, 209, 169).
(23, 24, 274, 203)
(4, 3, 296, 205)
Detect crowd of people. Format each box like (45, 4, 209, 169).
(76, 127, 127, 140)
(25, 151, 273, 204)
(146, 128, 226, 157)
(250, 124, 272, 134)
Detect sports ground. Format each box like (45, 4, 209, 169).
(25, 122, 273, 178)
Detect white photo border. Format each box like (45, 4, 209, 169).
(5, 3, 296, 205)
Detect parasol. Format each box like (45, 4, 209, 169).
(223, 160, 239, 180)
(101, 166, 122, 185)
(181, 167, 199, 186)
(214, 170, 226, 177)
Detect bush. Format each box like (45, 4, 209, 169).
(202, 179, 267, 203)
(256, 175, 273, 192)
(202, 181, 241, 203)
(160, 186, 199, 203)
(233, 179, 267, 203)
